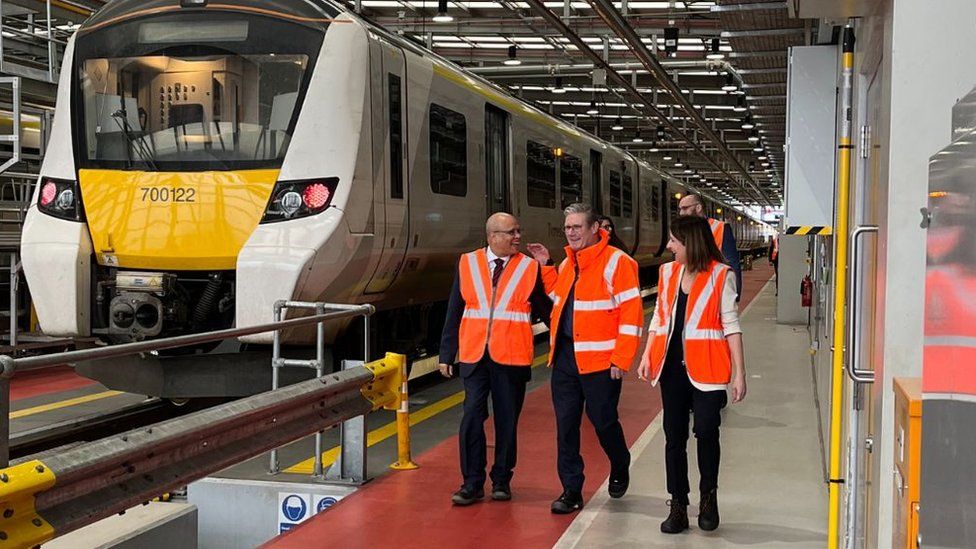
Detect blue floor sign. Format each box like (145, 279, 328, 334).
(278, 492, 346, 534)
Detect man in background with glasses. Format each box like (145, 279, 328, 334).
(439, 212, 553, 506)
(678, 194, 742, 301)
(526, 203, 643, 514)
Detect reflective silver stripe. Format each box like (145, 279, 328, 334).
(553, 295, 561, 306)
(619, 324, 642, 337)
(494, 255, 531, 312)
(685, 265, 726, 341)
(603, 250, 623, 300)
(924, 336, 976, 348)
(494, 311, 532, 323)
(547, 291, 557, 301)
(465, 252, 490, 311)
(575, 299, 616, 311)
(614, 287, 641, 304)
(574, 340, 616, 352)
(462, 309, 491, 320)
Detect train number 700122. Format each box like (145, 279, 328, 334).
(139, 187, 196, 203)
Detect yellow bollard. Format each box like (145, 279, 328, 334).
(390, 353, 418, 471)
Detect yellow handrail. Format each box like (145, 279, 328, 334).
(827, 23, 856, 548)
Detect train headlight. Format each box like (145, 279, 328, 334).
(279, 191, 303, 217)
(36, 177, 85, 221)
(261, 177, 339, 223)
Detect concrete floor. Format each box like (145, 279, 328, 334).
(554, 281, 828, 548)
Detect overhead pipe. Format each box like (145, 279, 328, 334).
(582, 0, 770, 206)
(468, 59, 728, 76)
(520, 0, 764, 204)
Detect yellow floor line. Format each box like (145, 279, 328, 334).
(10, 390, 124, 420)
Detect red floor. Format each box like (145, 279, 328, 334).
(267, 262, 773, 549)
(9, 366, 95, 402)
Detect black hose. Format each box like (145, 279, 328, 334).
(193, 273, 223, 326)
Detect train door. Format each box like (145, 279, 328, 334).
(850, 65, 884, 549)
(590, 149, 603, 213)
(365, 45, 410, 294)
(484, 104, 510, 214)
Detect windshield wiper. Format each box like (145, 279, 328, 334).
(111, 111, 158, 172)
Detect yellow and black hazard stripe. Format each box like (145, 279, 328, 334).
(785, 226, 832, 235)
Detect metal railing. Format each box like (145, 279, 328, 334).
(0, 302, 418, 548)
(0, 0, 71, 84)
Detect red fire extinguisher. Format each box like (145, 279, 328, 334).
(800, 275, 813, 308)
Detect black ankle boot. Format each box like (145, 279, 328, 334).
(660, 500, 689, 534)
(698, 489, 719, 531)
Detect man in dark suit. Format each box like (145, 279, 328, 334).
(439, 212, 552, 505)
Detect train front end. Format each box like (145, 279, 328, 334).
(21, 1, 356, 343)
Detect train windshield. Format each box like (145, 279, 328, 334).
(73, 14, 324, 171)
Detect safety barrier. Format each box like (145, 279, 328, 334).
(0, 302, 417, 548)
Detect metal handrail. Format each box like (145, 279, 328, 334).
(0, 303, 375, 377)
(846, 225, 878, 384)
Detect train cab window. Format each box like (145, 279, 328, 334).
(560, 154, 583, 208)
(527, 140, 556, 208)
(389, 74, 404, 199)
(608, 170, 622, 217)
(650, 183, 661, 222)
(622, 174, 633, 218)
(429, 103, 467, 197)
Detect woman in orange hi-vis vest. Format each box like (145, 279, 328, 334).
(637, 215, 747, 535)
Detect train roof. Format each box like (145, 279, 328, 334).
(79, 0, 341, 34)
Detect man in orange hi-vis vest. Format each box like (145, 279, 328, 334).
(527, 203, 643, 514)
(678, 194, 742, 301)
(439, 212, 552, 506)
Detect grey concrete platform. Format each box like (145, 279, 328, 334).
(555, 281, 828, 548)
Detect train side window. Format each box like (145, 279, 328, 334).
(622, 173, 633, 218)
(650, 183, 661, 222)
(389, 74, 403, 199)
(429, 103, 467, 197)
(560, 154, 582, 208)
(526, 140, 556, 208)
(608, 170, 622, 217)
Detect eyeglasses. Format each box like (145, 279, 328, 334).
(677, 202, 701, 214)
(492, 228, 521, 236)
(563, 224, 587, 233)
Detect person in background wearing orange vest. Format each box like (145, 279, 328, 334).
(637, 215, 747, 534)
(768, 234, 779, 294)
(678, 194, 742, 302)
(526, 203, 643, 514)
(438, 212, 553, 506)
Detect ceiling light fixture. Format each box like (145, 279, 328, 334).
(433, 0, 453, 23)
(722, 73, 738, 92)
(741, 115, 754, 130)
(632, 129, 644, 143)
(612, 118, 624, 131)
(552, 76, 566, 94)
(503, 45, 521, 66)
(586, 100, 599, 115)
(706, 38, 725, 60)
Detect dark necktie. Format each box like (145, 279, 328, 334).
(492, 258, 505, 288)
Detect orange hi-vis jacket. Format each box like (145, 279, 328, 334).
(708, 218, 726, 249)
(923, 265, 976, 397)
(770, 236, 779, 261)
(643, 260, 733, 386)
(542, 230, 643, 373)
(457, 249, 538, 366)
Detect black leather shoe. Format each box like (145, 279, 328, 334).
(451, 485, 484, 506)
(550, 490, 584, 514)
(698, 489, 720, 531)
(491, 484, 512, 501)
(608, 468, 629, 499)
(660, 500, 689, 534)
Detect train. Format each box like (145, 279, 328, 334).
(19, 0, 773, 393)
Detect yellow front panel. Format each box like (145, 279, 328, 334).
(79, 169, 279, 270)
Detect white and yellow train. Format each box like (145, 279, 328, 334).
(21, 0, 772, 355)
